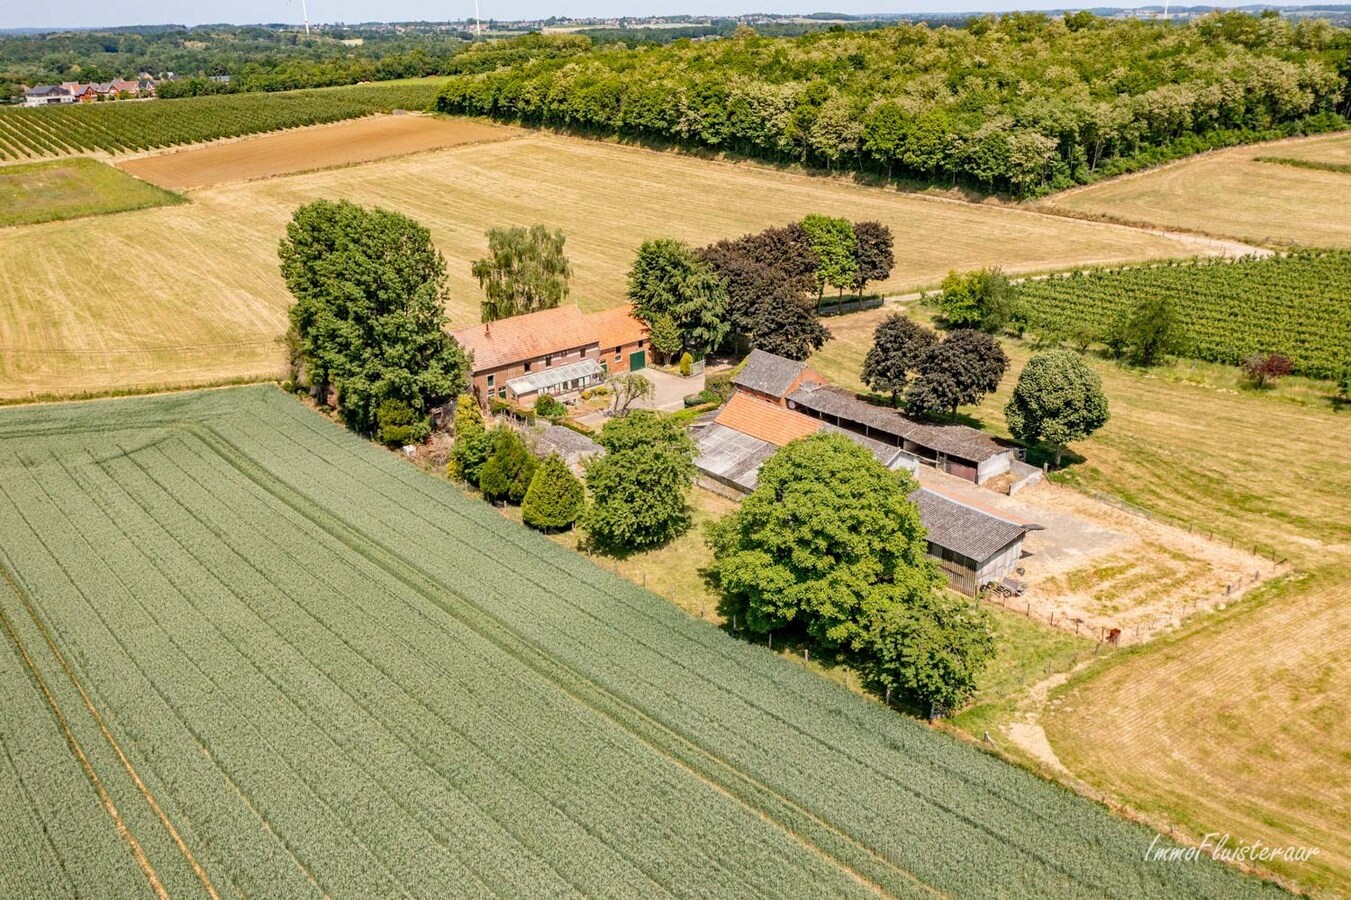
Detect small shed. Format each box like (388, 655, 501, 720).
(911, 489, 1043, 595)
(531, 424, 604, 474)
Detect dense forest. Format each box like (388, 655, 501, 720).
(436, 13, 1351, 195)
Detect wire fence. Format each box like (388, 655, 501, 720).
(1085, 490, 1289, 565)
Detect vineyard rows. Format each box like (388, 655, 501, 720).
(1015, 251, 1351, 380)
(0, 81, 445, 161)
(0, 387, 1284, 898)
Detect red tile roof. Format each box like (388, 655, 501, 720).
(452, 305, 598, 372)
(715, 393, 823, 447)
(587, 305, 647, 350)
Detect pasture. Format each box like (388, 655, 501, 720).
(1040, 132, 1351, 248)
(0, 386, 1277, 898)
(0, 158, 180, 227)
(808, 304, 1351, 893)
(0, 129, 1202, 399)
(117, 115, 517, 189)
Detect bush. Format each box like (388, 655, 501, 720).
(448, 395, 492, 485)
(375, 399, 431, 447)
(478, 426, 538, 504)
(522, 455, 586, 531)
(534, 394, 567, 418)
(679, 352, 694, 377)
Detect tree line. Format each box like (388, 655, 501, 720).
(436, 12, 1350, 195)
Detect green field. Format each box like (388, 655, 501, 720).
(1014, 251, 1351, 379)
(0, 80, 447, 160)
(0, 386, 1279, 897)
(0, 158, 181, 227)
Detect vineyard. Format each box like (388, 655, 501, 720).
(1015, 251, 1351, 380)
(0, 80, 446, 160)
(0, 386, 1280, 898)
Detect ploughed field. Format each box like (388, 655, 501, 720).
(0, 130, 1199, 399)
(0, 387, 1278, 898)
(116, 115, 517, 190)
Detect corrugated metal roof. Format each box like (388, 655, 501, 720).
(732, 349, 809, 398)
(534, 424, 603, 457)
(911, 489, 1042, 563)
(788, 383, 1009, 463)
(693, 423, 779, 493)
(506, 359, 602, 395)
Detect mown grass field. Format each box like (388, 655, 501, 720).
(0, 129, 1203, 399)
(0, 386, 1279, 898)
(809, 304, 1351, 893)
(1040, 132, 1351, 248)
(0, 157, 181, 227)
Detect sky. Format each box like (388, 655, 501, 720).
(1, 0, 1266, 31)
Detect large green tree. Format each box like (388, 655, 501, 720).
(472, 224, 573, 323)
(800, 214, 858, 302)
(279, 199, 467, 436)
(707, 434, 993, 710)
(626, 239, 730, 354)
(1005, 349, 1110, 465)
(1123, 294, 1186, 366)
(582, 411, 696, 553)
(937, 267, 1015, 333)
(861, 314, 937, 406)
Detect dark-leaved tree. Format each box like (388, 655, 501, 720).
(861, 313, 937, 406)
(279, 199, 467, 437)
(851, 220, 895, 297)
(906, 328, 1009, 418)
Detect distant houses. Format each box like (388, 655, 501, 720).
(22, 76, 156, 107)
(452, 304, 649, 405)
(692, 348, 1040, 594)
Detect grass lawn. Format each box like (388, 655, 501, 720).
(0, 157, 182, 227)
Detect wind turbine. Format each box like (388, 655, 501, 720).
(474, 0, 482, 37)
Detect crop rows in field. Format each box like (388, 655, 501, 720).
(0, 81, 446, 161)
(1015, 251, 1351, 380)
(0, 387, 1282, 897)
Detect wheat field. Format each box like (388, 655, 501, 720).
(0, 129, 1200, 398)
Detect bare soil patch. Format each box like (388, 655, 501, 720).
(116, 115, 518, 189)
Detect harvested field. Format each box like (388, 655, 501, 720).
(1040, 132, 1351, 248)
(1, 131, 1204, 398)
(1045, 572, 1351, 893)
(0, 157, 180, 227)
(0, 386, 1277, 898)
(117, 115, 517, 189)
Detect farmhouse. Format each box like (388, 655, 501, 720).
(451, 303, 648, 404)
(693, 388, 1038, 594)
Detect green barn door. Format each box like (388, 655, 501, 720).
(629, 350, 646, 371)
